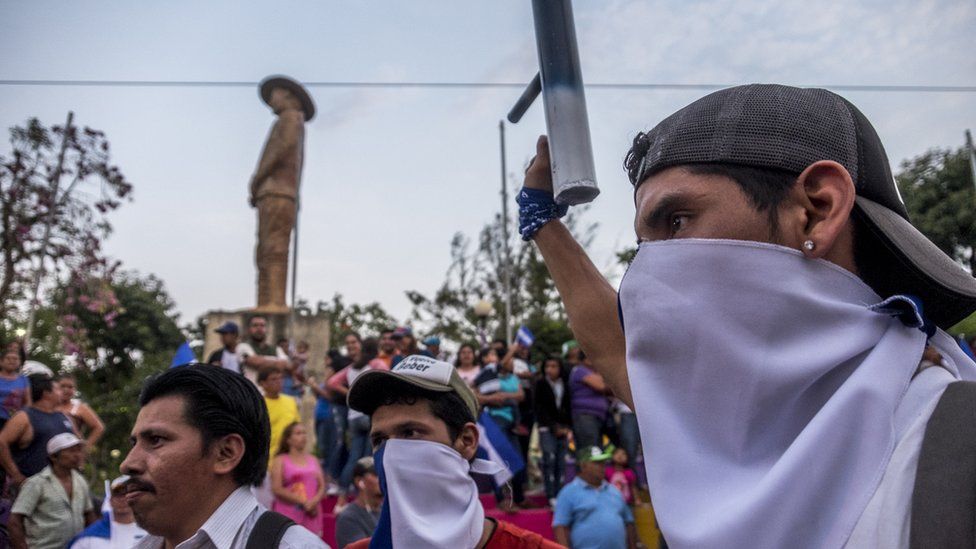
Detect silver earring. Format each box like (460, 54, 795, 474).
(803, 240, 816, 252)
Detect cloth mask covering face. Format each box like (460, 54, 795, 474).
(369, 438, 499, 549)
(617, 238, 976, 548)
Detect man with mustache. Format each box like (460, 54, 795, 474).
(121, 364, 328, 548)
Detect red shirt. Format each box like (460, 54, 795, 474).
(344, 518, 561, 549)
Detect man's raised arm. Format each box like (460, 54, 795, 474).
(523, 136, 631, 407)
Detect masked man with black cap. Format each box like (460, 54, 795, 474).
(519, 84, 976, 548)
(345, 355, 561, 549)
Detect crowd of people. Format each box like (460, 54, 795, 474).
(205, 312, 646, 547)
(0, 84, 973, 549)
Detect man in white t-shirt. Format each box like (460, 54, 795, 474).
(235, 315, 289, 384)
(206, 322, 242, 374)
(68, 475, 148, 549)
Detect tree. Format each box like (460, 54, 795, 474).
(896, 146, 976, 272)
(0, 116, 132, 331)
(18, 270, 183, 483)
(406, 207, 595, 360)
(313, 293, 398, 347)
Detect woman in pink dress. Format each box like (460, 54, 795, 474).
(270, 422, 327, 535)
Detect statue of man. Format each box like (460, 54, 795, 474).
(250, 76, 315, 312)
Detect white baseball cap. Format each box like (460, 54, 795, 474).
(46, 432, 83, 455)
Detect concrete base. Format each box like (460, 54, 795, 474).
(201, 308, 331, 447)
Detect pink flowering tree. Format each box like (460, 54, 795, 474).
(0, 116, 132, 353)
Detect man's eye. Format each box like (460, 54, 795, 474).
(402, 429, 419, 439)
(669, 214, 690, 236)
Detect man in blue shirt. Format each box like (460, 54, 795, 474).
(554, 445, 637, 549)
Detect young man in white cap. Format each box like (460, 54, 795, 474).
(9, 432, 97, 549)
(345, 354, 561, 549)
(519, 85, 976, 547)
(67, 475, 148, 549)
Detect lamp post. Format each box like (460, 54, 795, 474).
(473, 299, 494, 349)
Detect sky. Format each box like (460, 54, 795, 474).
(1, 0, 974, 330)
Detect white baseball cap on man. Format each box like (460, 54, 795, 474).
(46, 432, 83, 455)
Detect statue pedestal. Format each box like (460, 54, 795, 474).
(201, 308, 331, 446)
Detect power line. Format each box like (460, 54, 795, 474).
(0, 79, 974, 93)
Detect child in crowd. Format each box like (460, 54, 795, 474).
(270, 422, 327, 536)
(606, 447, 642, 505)
(291, 340, 310, 383)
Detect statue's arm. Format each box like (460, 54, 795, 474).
(250, 113, 303, 202)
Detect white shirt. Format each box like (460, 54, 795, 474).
(70, 520, 148, 549)
(220, 345, 241, 375)
(846, 363, 955, 548)
(132, 486, 329, 549)
(236, 343, 288, 385)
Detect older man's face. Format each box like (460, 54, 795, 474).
(634, 166, 784, 245)
(120, 395, 219, 538)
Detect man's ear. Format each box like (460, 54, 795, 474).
(788, 160, 858, 271)
(210, 434, 246, 477)
(453, 422, 480, 461)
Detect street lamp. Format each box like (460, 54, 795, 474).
(473, 299, 494, 348)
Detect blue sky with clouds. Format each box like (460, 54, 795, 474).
(1, 0, 974, 327)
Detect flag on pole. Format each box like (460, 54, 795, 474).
(476, 410, 525, 485)
(170, 342, 195, 368)
(515, 325, 535, 347)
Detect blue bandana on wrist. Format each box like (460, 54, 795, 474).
(516, 187, 568, 241)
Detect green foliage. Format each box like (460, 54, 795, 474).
(407, 207, 596, 349)
(313, 293, 398, 348)
(896, 147, 976, 271)
(19, 271, 182, 486)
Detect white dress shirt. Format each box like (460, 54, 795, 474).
(133, 486, 329, 549)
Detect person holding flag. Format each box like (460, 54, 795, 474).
(345, 354, 560, 548)
(67, 475, 148, 548)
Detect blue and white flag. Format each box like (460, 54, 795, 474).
(476, 410, 525, 485)
(515, 325, 535, 347)
(170, 342, 195, 368)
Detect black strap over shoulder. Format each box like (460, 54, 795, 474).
(246, 510, 296, 549)
(910, 381, 976, 549)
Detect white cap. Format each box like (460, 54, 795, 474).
(46, 432, 83, 455)
(110, 475, 131, 491)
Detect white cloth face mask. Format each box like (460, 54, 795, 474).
(617, 238, 952, 548)
(371, 438, 496, 549)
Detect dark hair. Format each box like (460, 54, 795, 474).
(276, 421, 302, 457)
(54, 372, 75, 382)
(624, 135, 893, 299)
(342, 331, 362, 343)
(352, 338, 379, 369)
(380, 328, 395, 336)
(491, 339, 508, 357)
(543, 355, 564, 371)
(248, 314, 268, 326)
(478, 347, 497, 365)
(138, 364, 270, 487)
(375, 384, 474, 442)
(455, 343, 477, 367)
(276, 338, 288, 346)
(28, 374, 54, 402)
(257, 365, 280, 383)
(624, 133, 797, 232)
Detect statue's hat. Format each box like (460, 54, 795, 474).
(259, 75, 316, 121)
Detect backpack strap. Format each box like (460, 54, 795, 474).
(910, 381, 976, 549)
(246, 510, 296, 549)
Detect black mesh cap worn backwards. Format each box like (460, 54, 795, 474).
(629, 84, 976, 329)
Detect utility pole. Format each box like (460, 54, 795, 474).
(966, 130, 976, 194)
(24, 112, 74, 349)
(499, 120, 513, 343)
